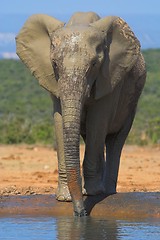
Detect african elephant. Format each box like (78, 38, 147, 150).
(16, 12, 146, 216)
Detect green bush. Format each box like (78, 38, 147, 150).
(0, 49, 160, 145)
(0, 115, 54, 144)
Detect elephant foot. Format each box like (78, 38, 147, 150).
(83, 178, 105, 196)
(104, 188, 117, 196)
(56, 183, 71, 202)
(104, 178, 117, 196)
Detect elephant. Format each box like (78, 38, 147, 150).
(16, 12, 146, 216)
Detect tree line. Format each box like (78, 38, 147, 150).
(0, 49, 159, 145)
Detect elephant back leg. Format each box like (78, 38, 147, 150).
(104, 72, 146, 195)
(104, 110, 136, 195)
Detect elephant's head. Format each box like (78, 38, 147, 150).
(16, 13, 140, 216)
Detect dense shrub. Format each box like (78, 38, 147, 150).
(0, 49, 160, 145)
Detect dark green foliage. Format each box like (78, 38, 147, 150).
(0, 59, 54, 144)
(0, 49, 160, 145)
(127, 49, 160, 145)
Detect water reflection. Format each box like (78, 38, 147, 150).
(57, 217, 118, 240)
(56, 217, 160, 240)
(0, 216, 159, 240)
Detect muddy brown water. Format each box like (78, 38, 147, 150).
(0, 193, 159, 239)
(0, 193, 159, 218)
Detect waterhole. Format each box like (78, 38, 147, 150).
(0, 216, 159, 240)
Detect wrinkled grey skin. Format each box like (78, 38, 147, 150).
(16, 12, 146, 216)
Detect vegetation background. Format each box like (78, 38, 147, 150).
(0, 49, 159, 145)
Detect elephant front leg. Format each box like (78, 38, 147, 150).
(53, 97, 71, 202)
(82, 104, 107, 196)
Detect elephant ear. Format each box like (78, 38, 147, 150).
(91, 16, 140, 99)
(16, 14, 65, 97)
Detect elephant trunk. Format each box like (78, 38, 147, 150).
(61, 98, 86, 216)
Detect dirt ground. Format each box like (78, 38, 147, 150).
(0, 144, 159, 196)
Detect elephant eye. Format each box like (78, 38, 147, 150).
(52, 60, 59, 80)
(96, 44, 103, 53)
(92, 60, 97, 66)
(53, 61, 58, 69)
(91, 58, 98, 68)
